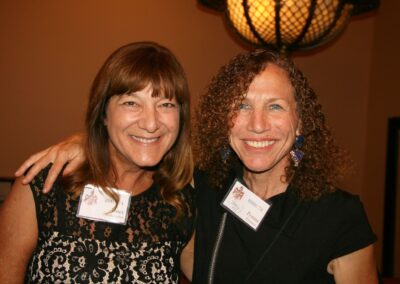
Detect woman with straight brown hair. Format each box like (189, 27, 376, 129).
(0, 41, 195, 283)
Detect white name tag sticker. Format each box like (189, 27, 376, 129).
(77, 184, 131, 225)
(221, 179, 271, 231)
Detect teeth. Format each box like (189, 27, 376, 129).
(131, 136, 158, 143)
(245, 140, 274, 148)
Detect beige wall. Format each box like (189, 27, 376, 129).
(0, 0, 245, 176)
(363, 0, 400, 267)
(0, 0, 398, 267)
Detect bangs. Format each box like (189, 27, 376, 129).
(107, 50, 183, 102)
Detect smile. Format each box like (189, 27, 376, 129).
(130, 135, 159, 144)
(244, 140, 275, 148)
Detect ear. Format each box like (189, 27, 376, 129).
(103, 112, 108, 126)
(296, 119, 302, 136)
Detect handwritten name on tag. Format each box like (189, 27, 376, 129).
(221, 179, 271, 231)
(77, 184, 131, 225)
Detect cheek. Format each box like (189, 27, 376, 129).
(165, 112, 180, 131)
(106, 113, 135, 134)
(105, 115, 120, 130)
(228, 116, 249, 151)
(228, 132, 239, 153)
(228, 115, 243, 136)
(276, 112, 299, 135)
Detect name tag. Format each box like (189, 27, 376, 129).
(221, 179, 271, 231)
(77, 184, 131, 225)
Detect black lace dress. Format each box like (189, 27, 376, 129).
(26, 167, 196, 284)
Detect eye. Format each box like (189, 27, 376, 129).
(160, 102, 177, 108)
(122, 101, 139, 107)
(238, 103, 250, 110)
(269, 104, 283, 111)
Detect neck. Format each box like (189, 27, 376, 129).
(116, 170, 153, 195)
(243, 165, 288, 200)
(111, 164, 154, 195)
(108, 150, 154, 196)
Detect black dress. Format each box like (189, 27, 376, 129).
(192, 169, 376, 284)
(26, 166, 196, 283)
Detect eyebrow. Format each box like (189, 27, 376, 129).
(122, 92, 176, 101)
(241, 97, 289, 103)
(267, 98, 289, 103)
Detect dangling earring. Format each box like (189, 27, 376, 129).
(290, 135, 304, 167)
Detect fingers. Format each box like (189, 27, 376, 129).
(15, 145, 65, 185)
(63, 155, 84, 176)
(14, 133, 86, 191)
(14, 149, 50, 182)
(36, 146, 77, 192)
(23, 146, 80, 192)
(42, 159, 66, 193)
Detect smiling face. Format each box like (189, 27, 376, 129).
(229, 64, 300, 176)
(104, 84, 180, 170)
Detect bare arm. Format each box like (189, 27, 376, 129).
(0, 178, 38, 283)
(327, 244, 378, 284)
(180, 232, 195, 281)
(14, 133, 85, 192)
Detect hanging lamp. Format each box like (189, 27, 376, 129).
(198, 0, 379, 53)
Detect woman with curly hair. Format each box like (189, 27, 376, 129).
(13, 49, 378, 283)
(191, 49, 378, 283)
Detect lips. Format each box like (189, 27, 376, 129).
(130, 135, 159, 144)
(244, 139, 275, 148)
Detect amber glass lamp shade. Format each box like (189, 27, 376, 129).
(199, 0, 379, 53)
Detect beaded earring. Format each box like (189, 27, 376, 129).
(290, 135, 304, 167)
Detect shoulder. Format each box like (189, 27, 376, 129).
(193, 169, 217, 205)
(193, 168, 205, 186)
(311, 189, 377, 258)
(305, 188, 372, 228)
(28, 163, 62, 200)
(193, 168, 217, 195)
(0, 176, 38, 282)
(314, 188, 365, 214)
(28, 163, 53, 191)
(1, 176, 33, 207)
(178, 182, 196, 203)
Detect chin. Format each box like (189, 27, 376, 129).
(134, 156, 165, 168)
(241, 157, 284, 173)
(241, 158, 267, 170)
(244, 166, 271, 174)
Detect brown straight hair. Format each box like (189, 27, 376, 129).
(62, 42, 193, 216)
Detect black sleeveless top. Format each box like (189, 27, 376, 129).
(26, 166, 196, 283)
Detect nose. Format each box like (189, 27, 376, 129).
(138, 105, 160, 133)
(248, 108, 270, 133)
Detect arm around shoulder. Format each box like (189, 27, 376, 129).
(14, 133, 85, 192)
(0, 177, 38, 283)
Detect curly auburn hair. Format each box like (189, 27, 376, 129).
(194, 49, 350, 200)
